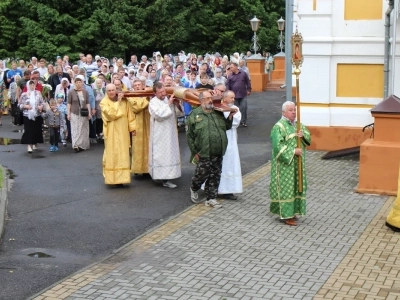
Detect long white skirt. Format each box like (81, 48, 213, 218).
(71, 113, 90, 150)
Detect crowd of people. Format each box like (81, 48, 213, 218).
(0, 50, 273, 140)
(0, 50, 312, 225)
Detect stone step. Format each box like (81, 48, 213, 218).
(266, 81, 285, 91)
(265, 82, 297, 95)
(266, 86, 284, 91)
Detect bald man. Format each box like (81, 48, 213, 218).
(100, 84, 136, 187)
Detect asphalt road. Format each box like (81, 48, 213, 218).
(0, 91, 284, 300)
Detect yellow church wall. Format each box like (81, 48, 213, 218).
(336, 64, 384, 98)
(344, 0, 383, 20)
(299, 103, 375, 109)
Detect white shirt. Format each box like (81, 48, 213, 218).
(121, 76, 132, 90)
(37, 67, 48, 77)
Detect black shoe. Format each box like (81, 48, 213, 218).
(113, 184, 124, 188)
(224, 194, 238, 200)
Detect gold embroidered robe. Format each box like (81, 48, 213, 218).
(100, 95, 136, 184)
(128, 97, 151, 174)
(386, 164, 400, 232)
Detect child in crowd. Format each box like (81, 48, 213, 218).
(42, 99, 66, 152)
(195, 72, 214, 90)
(55, 94, 68, 146)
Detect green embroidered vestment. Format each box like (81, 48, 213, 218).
(269, 118, 311, 219)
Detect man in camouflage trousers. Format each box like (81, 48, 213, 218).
(186, 90, 237, 208)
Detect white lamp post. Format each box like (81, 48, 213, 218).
(277, 17, 285, 53)
(250, 16, 261, 55)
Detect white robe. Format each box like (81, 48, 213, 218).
(148, 96, 181, 180)
(218, 105, 243, 194)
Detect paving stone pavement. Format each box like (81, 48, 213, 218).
(32, 151, 400, 300)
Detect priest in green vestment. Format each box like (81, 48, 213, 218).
(269, 101, 311, 226)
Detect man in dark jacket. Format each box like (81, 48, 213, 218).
(48, 66, 71, 98)
(186, 90, 237, 208)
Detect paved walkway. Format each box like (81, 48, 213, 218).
(31, 152, 400, 300)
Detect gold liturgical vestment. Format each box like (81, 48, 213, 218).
(386, 164, 400, 232)
(100, 95, 136, 184)
(128, 97, 150, 174)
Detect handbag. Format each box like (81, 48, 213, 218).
(76, 91, 89, 117)
(80, 107, 89, 117)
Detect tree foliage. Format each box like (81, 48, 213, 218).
(0, 0, 284, 61)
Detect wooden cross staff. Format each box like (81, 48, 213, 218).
(291, 28, 304, 192)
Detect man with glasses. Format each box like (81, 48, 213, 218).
(213, 83, 226, 96)
(187, 90, 237, 208)
(226, 62, 251, 127)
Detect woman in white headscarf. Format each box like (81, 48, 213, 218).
(230, 52, 240, 64)
(67, 76, 91, 152)
(9, 74, 21, 125)
(92, 78, 105, 139)
(20, 80, 44, 153)
(54, 77, 70, 103)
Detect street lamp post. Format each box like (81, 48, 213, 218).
(249, 16, 261, 55)
(277, 17, 285, 53)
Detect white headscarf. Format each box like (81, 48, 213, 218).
(26, 81, 37, 120)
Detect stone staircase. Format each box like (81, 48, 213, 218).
(266, 80, 285, 91)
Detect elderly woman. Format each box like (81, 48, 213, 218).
(66, 69, 74, 81)
(67, 76, 91, 152)
(54, 77, 70, 104)
(93, 78, 105, 139)
(220, 57, 229, 75)
(158, 69, 169, 83)
(43, 64, 55, 83)
(9, 74, 21, 125)
(19, 80, 44, 152)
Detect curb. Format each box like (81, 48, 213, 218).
(0, 165, 8, 243)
